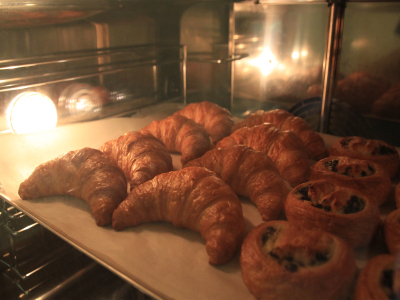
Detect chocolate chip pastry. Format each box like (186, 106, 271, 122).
(240, 220, 357, 300)
(329, 136, 400, 179)
(285, 180, 380, 249)
(310, 156, 391, 206)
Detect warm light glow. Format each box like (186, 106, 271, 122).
(248, 48, 278, 76)
(7, 92, 57, 134)
(301, 50, 308, 57)
(292, 51, 300, 59)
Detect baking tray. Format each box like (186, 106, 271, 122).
(0, 102, 397, 300)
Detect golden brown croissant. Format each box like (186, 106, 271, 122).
(232, 109, 328, 161)
(140, 114, 212, 166)
(112, 166, 245, 265)
(310, 156, 391, 206)
(354, 254, 400, 300)
(216, 123, 310, 187)
(329, 136, 400, 179)
(240, 220, 357, 300)
(18, 147, 127, 226)
(175, 101, 234, 144)
(184, 145, 289, 221)
(285, 180, 380, 249)
(99, 131, 173, 191)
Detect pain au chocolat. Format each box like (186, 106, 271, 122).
(240, 220, 356, 300)
(285, 180, 380, 249)
(310, 156, 391, 206)
(329, 136, 399, 179)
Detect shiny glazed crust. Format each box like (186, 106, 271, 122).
(310, 156, 391, 206)
(329, 136, 400, 179)
(284, 180, 380, 248)
(231, 109, 328, 161)
(18, 147, 127, 226)
(184, 145, 289, 221)
(216, 123, 310, 187)
(383, 209, 400, 256)
(112, 167, 245, 265)
(140, 114, 212, 166)
(99, 131, 173, 191)
(240, 220, 356, 300)
(175, 101, 234, 144)
(354, 254, 399, 300)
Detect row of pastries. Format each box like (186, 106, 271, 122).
(18, 101, 400, 299)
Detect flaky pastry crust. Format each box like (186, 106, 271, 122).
(384, 209, 400, 256)
(184, 145, 289, 221)
(232, 109, 328, 161)
(329, 136, 399, 179)
(99, 131, 173, 190)
(112, 167, 245, 265)
(285, 180, 380, 248)
(140, 114, 212, 166)
(310, 156, 391, 206)
(175, 101, 234, 144)
(216, 123, 310, 187)
(240, 220, 356, 300)
(18, 147, 127, 226)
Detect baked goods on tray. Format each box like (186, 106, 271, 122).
(240, 220, 356, 300)
(99, 131, 173, 191)
(329, 136, 400, 179)
(284, 180, 380, 248)
(231, 109, 328, 161)
(354, 254, 400, 300)
(184, 145, 289, 221)
(175, 101, 234, 144)
(112, 166, 245, 265)
(310, 156, 391, 206)
(18, 147, 128, 226)
(216, 123, 310, 187)
(383, 209, 400, 256)
(140, 113, 212, 166)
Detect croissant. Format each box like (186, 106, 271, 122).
(99, 131, 173, 191)
(184, 145, 289, 221)
(354, 254, 400, 300)
(140, 114, 212, 166)
(232, 109, 328, 161)
(216, 123, 310, 187)
(112, 166, 245, 265)
(285, 180, 380, 249)
(18, 147, 127, 226)
(175, 101, 234, 144)
(240, 220, 357, 300)
(329, 136, 400, 179)
(310, 156, 391, 206)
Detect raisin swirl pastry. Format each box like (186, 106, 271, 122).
(240, 220, 356, 300)
(329, 136, 400, 179)
(18, 147, 128, 226)
(396, 183, 400, 209)
(174, 101, 234, 144)
(231, 109, 328, 161)
(184, 145, 289, 221)
(310, 156, 391, 206)
(216, 123, 310, 187)
(354, 254, 400, 300)
(383, 209, 400, 256)
(285, 180, 380, 249)
(112, 167, 245, 265)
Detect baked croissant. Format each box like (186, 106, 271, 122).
(184, 145, 289, 221)
(112, 166, 245, 265)
(216, 123, 310, 187)
(175, 101, 234, 144)
(140, 114, 212, 166)
(232, 109, 328, 161)
(329, 136, 400, 179)
(99, 131, 173, 191)
(18, 147, 127, 226)
(240, 220, 357, 300)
